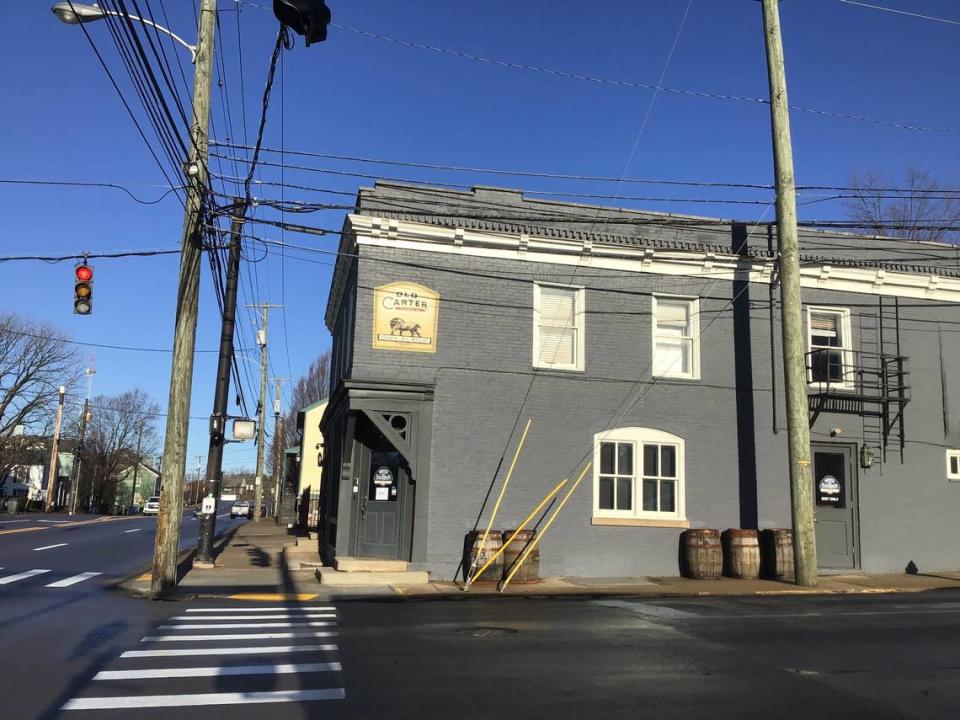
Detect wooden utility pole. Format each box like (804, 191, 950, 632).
(152, 0, 217, 594)
(130, 418, 145, 510)
(196, 202, 246, 566)
(272, 376, 286, 520)
(68, 398, 91, 515)
(44, 386, 67, 512)
(760, 0, 818, 586)
(247, 304, 283, 522)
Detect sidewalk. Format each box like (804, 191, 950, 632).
(118, 520, 960, 601)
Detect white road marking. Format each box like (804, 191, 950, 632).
(168, 613, 335, 620)
(142, 631, 338, 642)
(216, 513, 229, 519)
(121, 644, 338, 658)
(32, 543, 68, 551)
(159, 620, 336, 629)
(94, 661, 342, 680)
(0, 519, 31, 524)
(0, 569, 52, 584)
(63, 688, 346, 710)
(46, 572, 102, 588)
(185, 606, 336, 613)
(123, 528, 142, 533)
(38, 519, 71, 524)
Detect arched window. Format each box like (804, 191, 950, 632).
(593, 427, 685, 522)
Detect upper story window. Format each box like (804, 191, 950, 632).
(652, 296, 700, 380)
(807, 306, 853, 388)
(533, 283, 584, 371)
(948, 450, 960, 482)
(593, 427, 686, 521)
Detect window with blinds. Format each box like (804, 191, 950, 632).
(533, 284, 583, 370)
(807, 307, 851, 386)
(652, 296, 700, 379)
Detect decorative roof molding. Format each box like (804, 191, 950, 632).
(347, 214, 960, 304)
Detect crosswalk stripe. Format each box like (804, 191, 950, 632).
(158, 620, 336, 629)
(45, 572, 102, 588)
(94, 661, 342, 680)
(142, 631, 338, 642)
(185, 606, 336, 613)
(123, 528, 142, 533)
(168, 613, 335, 620)
(121, 644, 338, 658)
(63, 688, 346, 710)
(0, 569, 51, 585)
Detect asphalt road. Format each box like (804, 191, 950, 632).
(3, 567, 960, 719)
(0, 505, 247, 719)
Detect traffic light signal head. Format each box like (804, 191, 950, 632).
(273, 0, 331, 46)
(74, 264, 93, 315)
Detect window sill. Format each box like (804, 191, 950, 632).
(592, 517, 690, 529)
(532, 365, 584, 374)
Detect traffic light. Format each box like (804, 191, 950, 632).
(273, 0, 331, 46)
(74, 264, 93, 315)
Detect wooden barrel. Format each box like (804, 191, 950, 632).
(722, 529, 760, 579)
(464, 530, 504, 583)
(681, 529, 722, 579)
(760, 528, 794, 580)
(501, 529, 539, 583)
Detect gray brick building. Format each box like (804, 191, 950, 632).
(319, 181, 960, 580)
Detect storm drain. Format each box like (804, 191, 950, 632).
(456, 627, 519, 637)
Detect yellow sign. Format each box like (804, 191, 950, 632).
(373, 282, 439, 353)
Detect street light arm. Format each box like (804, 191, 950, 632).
(52, 3, 197, 63)
(99, 9, 198, 63)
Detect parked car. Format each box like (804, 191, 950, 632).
(230, 500, 252, 519)
(142, 496, 161, 515)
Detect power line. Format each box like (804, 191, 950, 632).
(839, 0, 960, 26)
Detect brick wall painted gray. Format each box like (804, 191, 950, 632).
(337, 233, 960, 578)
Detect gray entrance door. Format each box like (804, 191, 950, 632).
(357, 447, 407, 560)
(811, 444, 858, 569)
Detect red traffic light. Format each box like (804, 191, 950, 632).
(75, 265, 93, 283)
(74, 263, 93, 315)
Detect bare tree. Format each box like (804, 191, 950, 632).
(78, 389, 160, 511)
(846, 167, 960, 243)
(268, 351, 330, 473)
(0, 314, 81, 481)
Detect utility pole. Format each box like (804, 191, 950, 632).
(760, 0, 817, 587)
(196, 202, 246, 566)
(247, 304, 283, 522)
(152, 0, 218, 594)
(45, 386, 67, 512)
(272, 376, 286, 520)
(194, 455, 204, 506)
(68, 398, 91, 515)
(130, 418, 145, 511)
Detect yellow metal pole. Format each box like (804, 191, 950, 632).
(499, 462, 591, 592)
(466, 418, 532, 585)
(464, 477, 567, 590)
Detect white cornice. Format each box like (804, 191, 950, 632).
(347, 214, 960, 303)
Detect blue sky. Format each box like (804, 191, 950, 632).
(1, 0, 957, 472)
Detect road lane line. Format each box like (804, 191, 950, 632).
(168, 613, 336, 620)
(121, 644, 338, 658)
(63, 688, 346, 710)
(159, 620, 336, 629)
(94, 661, 342, 680)
(45, 572, 102, 588)
(32, 543, 68, 551)
(0, 520, 31, 524)
(0, 569, 52, 584)
(38, 519, 72, 524)
(185, 606, 336, 613)
(123, 529, 142, 533)
(141, 631, 338, 642)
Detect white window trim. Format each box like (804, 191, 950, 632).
(592, 427, 686, 522)
(651, 295, 701, 380)
(806, 306, 854, 391)
(532, 282, 585, 372)
(947, 449, 960, 482)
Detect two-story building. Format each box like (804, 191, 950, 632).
(318, 181, 960, 579)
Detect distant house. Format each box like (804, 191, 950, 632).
(115, 462, 160, 509)
(0, 437, 75, 507)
